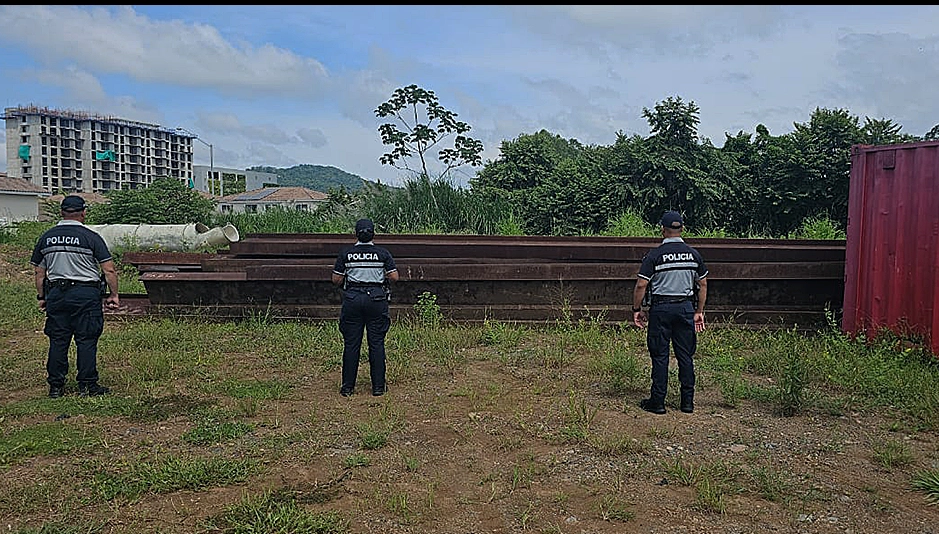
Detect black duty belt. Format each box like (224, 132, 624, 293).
(651, 295, 692, 305)
(51, 279, 100, 289)
(345, 283, 383, 290)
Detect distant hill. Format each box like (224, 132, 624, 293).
(247, 164, 370, 192)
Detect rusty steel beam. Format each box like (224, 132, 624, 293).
(226, 241, 844, 263)
(139, 276, 841, 309)
(222, 261, 843, 281)
(108, 296, 829, 330)
(221, 234, 845, 263)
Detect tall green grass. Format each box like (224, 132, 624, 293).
(359, 174, 515, 235)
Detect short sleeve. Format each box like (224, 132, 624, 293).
(694, 249, 708, 279)
(637, 253, 654, 280)
(333, 249, 347, 274)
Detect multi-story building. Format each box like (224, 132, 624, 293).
(3, 105, 195, 194)
(192, 165, 278, 197)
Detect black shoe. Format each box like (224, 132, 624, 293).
(340, 387, 354, 397)
(48, 385, 65, 399)
(639, 398, 666, 415)
(78, 383, 110, 397)
(372, 385, 387, 397)
(680, 402, 694, 414)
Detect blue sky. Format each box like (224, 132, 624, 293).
(2, 5, 938, 188)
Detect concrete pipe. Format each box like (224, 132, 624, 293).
(86, 223, 240, 251)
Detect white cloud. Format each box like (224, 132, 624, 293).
(0, 5, 330, 98)
(23, 65, 161, 123)
(297, 128, 327, 148)
(4, 5, 939, 187)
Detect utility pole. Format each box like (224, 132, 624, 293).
(175, 127, 215, 195)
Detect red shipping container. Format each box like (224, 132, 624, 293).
(844, 141, 939, 355)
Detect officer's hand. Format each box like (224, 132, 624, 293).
(105, 295, 120, 309)
(694, 312, 705, 332)
(38, 298, 46, 311)
(633, 310, 647, 329)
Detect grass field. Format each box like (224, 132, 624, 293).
(1, 243, 938, 533)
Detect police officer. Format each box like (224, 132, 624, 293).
(332, 219, 399, 397)
(31, 195, 120, 398)
(632, 210, 708, 415)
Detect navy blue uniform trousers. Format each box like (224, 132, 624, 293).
(339, 288, 390, 390)
(43, 285, 104, 388)
(646, 301, 696, 404)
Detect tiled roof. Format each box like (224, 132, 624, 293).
(45, 192, 110, 205)
(0, 175, 46, 194)
(222, 186, 328, 203)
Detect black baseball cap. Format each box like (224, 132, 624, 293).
(355, 218, 375, 234)
(355, 218, 375, 241)
(61, 195, 86, 212)
(660, 211, 683, 229)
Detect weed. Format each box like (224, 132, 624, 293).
(10, 522, 106, 534)
(91, 455, 256, 501)
(402, 454, 420, 472)
(514, 500, 536, 529)
(559, 389, 597, 443)
(776, 348, 811, 416)
(750, 466, 792, 503)
(661, 457, 700, 486)
(589, 345, 645, 396)
(481, 318, 524, 348)
(589, 434, 651, 456)
(202, 488, 348, 533)
(597, 494, 635, 522)
(787, 214, 846, 240)
(414, 291, 442, 328)
(0, 422, 100, 466)
(356, 421, 390, 450)
(911, 469, 939, 505)
(694, 477, 727, 514)
(385, 490, 413, 522)
(602, 209, 656, 237)
(871, 439, 915, 469)
(343, 453, 370, 468)
(183, 410, 254, 446)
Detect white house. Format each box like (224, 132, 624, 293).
(0, 172, 49, 226)
(217, 186, 328, 214)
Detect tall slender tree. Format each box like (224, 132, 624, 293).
(375, 84, 484, 181)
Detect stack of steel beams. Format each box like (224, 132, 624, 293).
(118, 233, 846, 329)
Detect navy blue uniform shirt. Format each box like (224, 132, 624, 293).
(638, 237, 708, 298)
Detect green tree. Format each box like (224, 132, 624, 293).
(375, 84, 484, 180)
(860, 117, 917, 145)
(469, 130, 586, 235)
(788, 107, 863, 231)
(90, 177, 216, 225)
(633, 96, 736, 230)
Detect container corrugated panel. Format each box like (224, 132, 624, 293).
(844, 141, 939, 355)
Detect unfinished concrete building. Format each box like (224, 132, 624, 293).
(3, 105, 195, 195)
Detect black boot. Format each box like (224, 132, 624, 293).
(639, 398, 666, 415)
(78, 383, 110, 397)
(680, 396, 694, 413)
